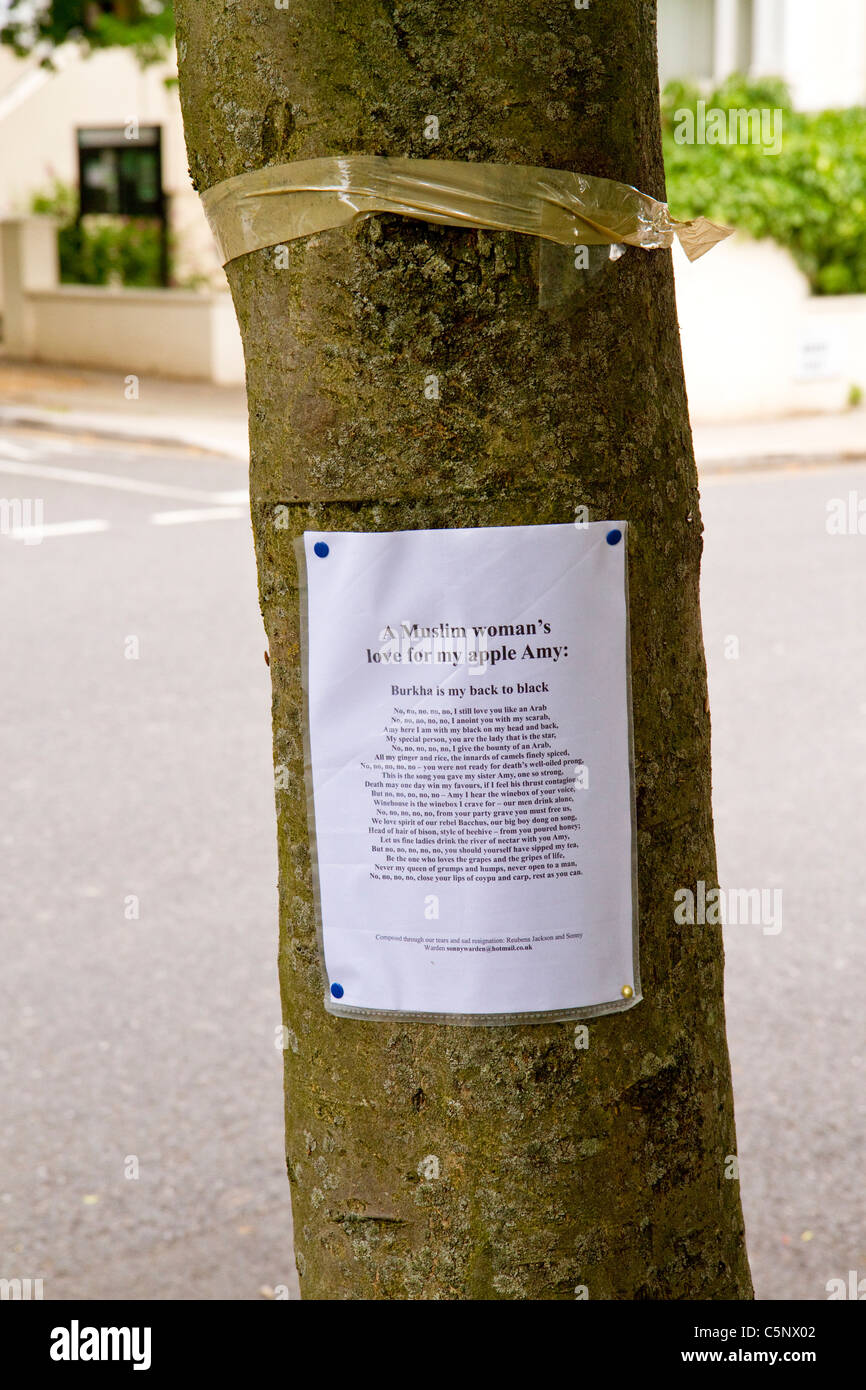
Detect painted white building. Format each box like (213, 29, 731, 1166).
(658, 0, 866, 109)
(0, 42, 220, 290)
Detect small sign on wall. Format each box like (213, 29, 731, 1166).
(297, 522, 640, 1025)
(795, 321, 847, 381)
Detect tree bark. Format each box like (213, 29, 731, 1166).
(174, 0, 753, 1300)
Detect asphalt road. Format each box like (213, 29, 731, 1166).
(1, 427, 863, 1301)
(0, 427, 296, 1300)
(700, 459, 866, 1303)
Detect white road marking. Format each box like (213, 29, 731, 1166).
(0, 437, 77, 459)
(33, 438, 77, 454)
(150, 506, 248, 526)
(213, 490, 249, 505)
(5, 519, 110, 542)
(0, 458, 248, 506)
(0, 439, 35, 460)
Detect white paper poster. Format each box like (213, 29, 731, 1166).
(298, 521, 639, 1024)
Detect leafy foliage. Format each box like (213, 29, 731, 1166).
(663, 77, 866, 295)
(1, 2, 174, 67)
(31, 179, 168, 286)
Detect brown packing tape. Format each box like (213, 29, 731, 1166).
(201, 155, 732, 269)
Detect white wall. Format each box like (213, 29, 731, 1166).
(658, 0, 716, 85)
(1, 217, 244, 384)
(674, 233, 866, 421)
(661, 0, 866, 108)
(25, 286, 244, 384)
(768, 0, 866, 110)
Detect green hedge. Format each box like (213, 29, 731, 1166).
(30, 181, 167, 288)
(662, 77, 866, 295)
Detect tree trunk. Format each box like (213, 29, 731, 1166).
(174, 0, 753, 1300)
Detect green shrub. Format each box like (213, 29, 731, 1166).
(663, 77, 866, 295)
(30, 180, 168, 288)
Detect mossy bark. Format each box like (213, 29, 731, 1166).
(174, 0, 753, 1300)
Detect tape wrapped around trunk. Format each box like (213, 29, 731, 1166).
(201, 154, 732, 272)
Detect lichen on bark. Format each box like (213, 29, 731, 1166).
(175, 0, 753, 1299)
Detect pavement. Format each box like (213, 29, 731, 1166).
(0, 359, 250, 462)
(2, 354, 865, 470)
(1, 371, 864, 1303)
(693, 412, 866, 472)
